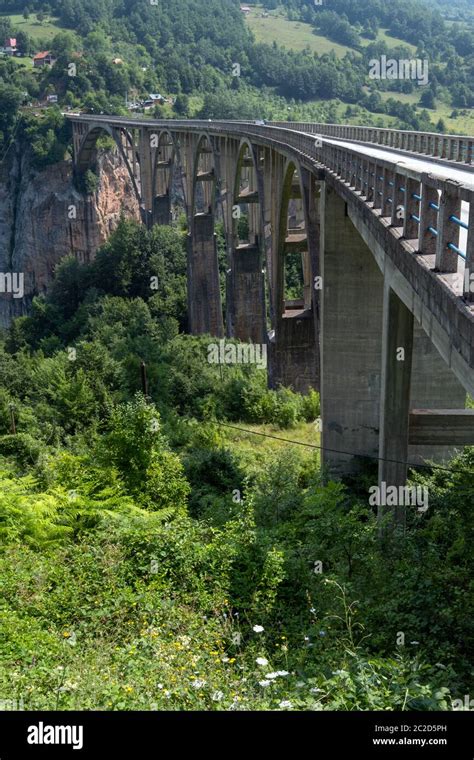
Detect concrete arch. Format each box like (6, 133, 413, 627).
(191, 132, 217, 219)
(276, 159, 312, 319)
(75, 124, 142, 209)
(269, 158, 320, 393)
(231, 138, 262, 241)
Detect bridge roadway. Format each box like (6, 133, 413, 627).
(66, 115, 474, 517)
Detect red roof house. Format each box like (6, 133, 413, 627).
(33, 51, 56, 67)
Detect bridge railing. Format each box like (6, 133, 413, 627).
(268, 121, 474, 167)
(319, 139, 474, 301)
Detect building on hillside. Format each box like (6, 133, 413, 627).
(46, 94, 58, 103)
(149, 93, 165, 104)
(3, 38, 17, 55)
(33, 51, 56, 67)
(240, 6, 251, 14)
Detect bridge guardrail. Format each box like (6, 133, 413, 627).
(268, 121, 474, 167)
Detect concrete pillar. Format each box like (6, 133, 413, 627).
(226, 141, 266, 344)
(410, 323, 466, 463)
(418, 181, 438, 255)
(187, 213, 224, 337)
(138, 128, 153, 228)
(436, 183, 461, 273)
(153, 194, 171, 226)
(269, 312, 318, 393)
(378, 283, 414, 529)
(320, 187, 384, 476)
(228, 242, 265, 343)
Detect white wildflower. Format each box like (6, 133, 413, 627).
(253, 625, 264, 633)
(256, 657, 268, 666)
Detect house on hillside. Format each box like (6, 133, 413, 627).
(3, 38, 17, 55)
(149, 93, 165, 104)
(33, 51, 56, 68)
(240, 6, 251, 14)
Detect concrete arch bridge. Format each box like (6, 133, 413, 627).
(67, 115, 474, 510)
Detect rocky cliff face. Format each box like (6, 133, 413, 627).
(0, 146, 140, 329)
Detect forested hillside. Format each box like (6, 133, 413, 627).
(0, 0, 473, 148)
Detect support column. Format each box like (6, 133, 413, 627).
(138, 128, 153, 228)
(226, 141, 266, 344)
(228, 241, 265, 343)
(321, 187, 384, 475)
(153, 194, 171, 226)
(409, 323, 466, 463)
(187, 213, 224, 337)
(378, 283, 414, 528)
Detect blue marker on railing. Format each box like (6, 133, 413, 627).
(449, 215, 469, 231)
(447, 243, 466, 260)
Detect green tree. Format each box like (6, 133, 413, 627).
(15, 31, 31, 57)
(97, 394, 190, 512)
(173, 93, 189, 116)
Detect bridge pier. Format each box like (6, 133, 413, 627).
(153, 194, 172, 226)
(378, 284, 414, 527)
(226, 141, 266, 344)
(410, 324, 466, 463)
(187, 213, 224, 337)
(320, 186, 384, 475)
(378, 290, 467, 529)
(228, 241, 265, 343)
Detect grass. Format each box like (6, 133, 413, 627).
(379, 91, 474, 134)
(362, 29, 417, 55)
(246, 7, 355, 58)
(245, 5, 417, 58)
(0, 13, 63, 44)
(219, 421, 320, 473)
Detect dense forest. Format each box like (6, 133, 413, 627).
(0, 0, 473, 153)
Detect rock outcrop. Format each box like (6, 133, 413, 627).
(0, 146, 140, 328)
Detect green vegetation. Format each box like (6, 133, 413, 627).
(0, 218, 472, 711)
(247, 10, 355, 58)
(246, 8, 417, 59)
(0, 0, 472, 713)
(0, 0, 473, 148)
